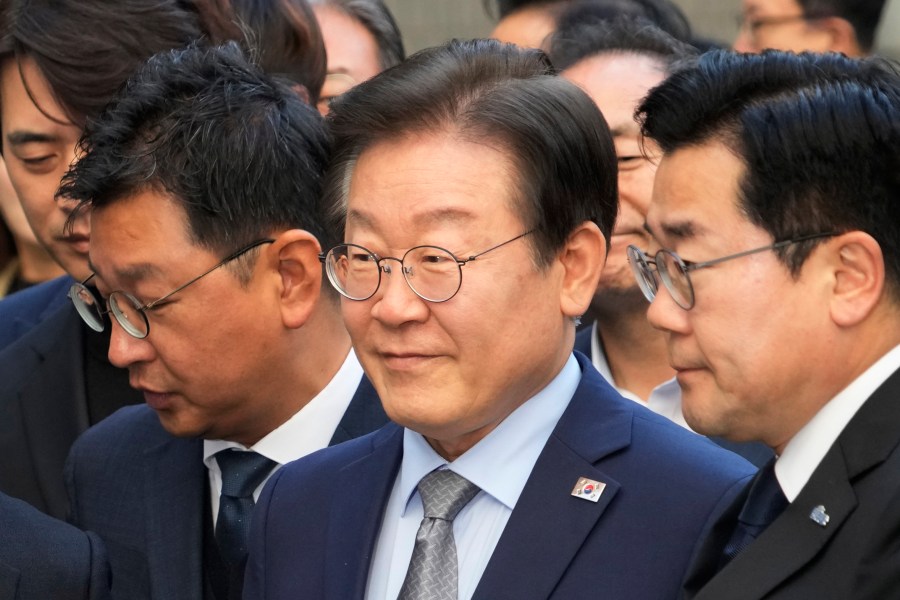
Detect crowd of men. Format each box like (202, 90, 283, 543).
(0, 0, 898, 599)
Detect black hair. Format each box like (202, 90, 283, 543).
(324, 38, 618, 267)
(310, 0, 404, 70)
(549, 14, 696, 72)
(798, 0, 886, 52)
(638, 49, 900, 296)
(59, 42, 332, 278)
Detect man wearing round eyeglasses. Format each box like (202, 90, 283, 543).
(243, 39, 755, 600)
(733, 0, 886, 55)
(58, 43, 386, 600)
(637, 50, 900, 598)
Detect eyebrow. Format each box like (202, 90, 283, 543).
(5, 130, 59, 146)
(87, 259, 162, 287)
(643, 219, 698, 241)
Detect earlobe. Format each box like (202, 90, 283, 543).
(558, 221, 606, 318)
(271, 229, 323, 329)
(829, 231, 884, 327)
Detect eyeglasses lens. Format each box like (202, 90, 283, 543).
(69, 284, 105, 332)
(656, 251, 695, 309)
(109, 292, 149, 339)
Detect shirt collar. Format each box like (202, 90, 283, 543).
(777, 343, 900, 501)
(203, 348, 364, 467)
(397, 354, 581, 515)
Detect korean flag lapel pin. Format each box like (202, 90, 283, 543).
(571, 477, 606, 503)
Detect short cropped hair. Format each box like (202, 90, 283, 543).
(638, 50, 900, 296)
(0, 0, 218, 126)
(799, 0, 886, 52)
(552, 0, 692, 49)
(309, 0, 405, 71)
(324, 38, 618, 267)
(549, 15, 696, 72)
(59, 42, 332, 273)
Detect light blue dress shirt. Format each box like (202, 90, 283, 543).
(365, 354, 581, 600)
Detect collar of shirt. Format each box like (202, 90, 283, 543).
(589, 321, 688, 430)
(203, 348, 364, 508)
(777, 343, 900, 502)
(397, 353, 581, 514)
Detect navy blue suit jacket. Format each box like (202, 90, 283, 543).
(0, 301, 89, 519)
(65, 377, 386, 600)
(0, 491, 110, 600)
(245, 354, 756, 600)
(575, 327, 772, 467)
(0, 275, 72, 351)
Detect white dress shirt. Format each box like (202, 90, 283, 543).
(776, 344, 900, 501)
(364, 354, 581, 600)
(203, 348, 364, 524)
(589, 322, 688, 429)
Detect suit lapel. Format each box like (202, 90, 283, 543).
(18, 306, 88, 518)
(324, 425, 403, 600)
(474, 356, 631, 599)
(692, 367, 900, 599)
(143, 436, 206, 600)
(328, 375, 387, 446)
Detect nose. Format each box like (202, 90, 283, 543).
(107, 318, 156, 368)
(646, 282, 691, 335)
(370, 260, 430, 326)
(733, 28, 757, 53)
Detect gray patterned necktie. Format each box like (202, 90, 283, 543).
(398, 470, 482, 600)
(214, 449, 277, 565)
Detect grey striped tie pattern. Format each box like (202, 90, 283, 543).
(398, 470, 481, 600)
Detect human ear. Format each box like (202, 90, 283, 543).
(828, 231, 885, 327)
(558, 221, 606, 319)
(270, 229, 323, 329)
(818, 16, 862, 55)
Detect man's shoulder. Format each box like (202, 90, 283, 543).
(0, 276, 74, 350)
(70, 404, 176, 463)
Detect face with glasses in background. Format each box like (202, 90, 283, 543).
(641, 141, 839, 446)
(80, 189, 300, 444)
(333, 131, 601, 460)
(733, 0, 857, 55)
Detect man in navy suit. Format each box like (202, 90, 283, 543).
(61, 43, 386, 600)
(244, 39, 755, 600)
(636, 50, 900, 598)
(0, 491, 110, 600)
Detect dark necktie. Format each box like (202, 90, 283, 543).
(398, 470, 482, 600)
(720, 458, 788, 569)
(214, 449, 277, 565)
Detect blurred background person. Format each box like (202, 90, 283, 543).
(733, 0, 887, 55)
(310, 0, 405, 115)
(0, 155, 64, 297)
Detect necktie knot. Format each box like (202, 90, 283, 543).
(217, 449, 277, 499)
(418, 469, 481, 521)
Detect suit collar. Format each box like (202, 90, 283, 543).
(143, 434, 207, 600)
(687, 365, 900, 599)
(473, 355, 631, 598)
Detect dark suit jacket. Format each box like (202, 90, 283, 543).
(65, 377, 387, 600)
(575, 327, 773, 467)
(682, 366, 900, 600)
(0, 491, 110, 600)
(244, 353, 756, 600)
(0, 275, 72, 351)
(0, 302, 89, 519)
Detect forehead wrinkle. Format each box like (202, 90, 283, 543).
(347, 206, 477, 233)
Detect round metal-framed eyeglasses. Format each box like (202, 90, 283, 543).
(68, 239, 274, 339)
(626, 232, 837, 310)
(320, 231, 534, 303)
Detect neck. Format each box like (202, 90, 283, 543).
(593, 296, 674, 402)
(15, 239, 65, 283)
